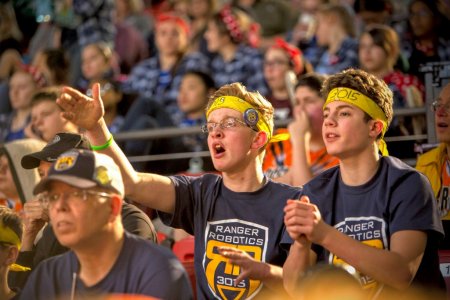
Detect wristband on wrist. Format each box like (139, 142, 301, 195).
(90, 134, 113, 151)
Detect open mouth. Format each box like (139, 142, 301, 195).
(215, 144, 225, 154)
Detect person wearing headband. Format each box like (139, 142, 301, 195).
(0, 207, 28, 300)
(56, 82, 301, 299)
(283, 69, 444, 297)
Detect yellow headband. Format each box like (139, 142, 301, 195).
(206, 96, 289, 143)
(324, 87, 389, 156)
(0, 223, 31, 272)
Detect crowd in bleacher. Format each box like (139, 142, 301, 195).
(0, 0, 450, 299)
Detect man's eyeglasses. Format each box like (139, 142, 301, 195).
(201, 117, 256, 134)
(431, 101, 450, 114)
(38, 189, 113, 207)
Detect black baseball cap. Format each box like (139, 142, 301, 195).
(21, 133, 91, 169)
(33, 149, 124, 196)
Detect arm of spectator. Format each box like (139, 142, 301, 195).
(283, 198, 316, 296)
(57, 84, 176, 213)
(288, 105, 314, 187)
(21, 199, 49, 251)
(217, 246, 288, 296)
(284, 197, 426, 290)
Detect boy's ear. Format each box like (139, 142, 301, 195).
(5, 246, 19, 266)
(109, 194, 122, 221)
(369, 120, 384, 138)
(251, 131, 268, 150)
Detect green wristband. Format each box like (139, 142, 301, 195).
(91, 135, 113, 151)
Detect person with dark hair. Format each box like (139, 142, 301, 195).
(26, 87, 79, 142)
(18, 149, 191, 299)
(31, 48, 70, 86)
(402, 0, 450, 80)
(283, 69, 444, 298)
(9, 132, 157, 290)
(263, 73, 339, 186)
(0, 207, 28, 299)
(353, 0, 393, 29)
(204, 5, 268, 95)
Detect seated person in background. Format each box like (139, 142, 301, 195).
(263, 73, 339, 186)
(359, 24, 425, 159)
(0, 70, 39, 142)
(283, 69, 445, 298)
(0, 207, 29, 300)
(18, 149, 192, 300)
(416, 82, 450, 249)
(0, 139, 46, 213)
(176, 70, 216, 172)
(26, 87, 79, 142)
(9, 132, 156, 290)
(313, 4, 359, 75)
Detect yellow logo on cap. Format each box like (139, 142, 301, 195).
(54, 153, 77, 171)
(95, 166, 112, 186)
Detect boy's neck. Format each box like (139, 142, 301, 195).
(223, 166, 266, 192)
(339, 147, 380, 186)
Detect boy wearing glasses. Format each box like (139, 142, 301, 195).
(56, 82, 301, 299)
(0, 207, 28, 300)
(283, 69, 444, 298)
(18, 149, 192, 300)
(416, 82, 450, 249)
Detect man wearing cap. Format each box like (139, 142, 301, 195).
(18, 149, 192, 300)
(10, 133, 157, 289)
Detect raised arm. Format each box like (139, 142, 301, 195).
(288, 106, 314, 187)
(57, 84, 176, 213)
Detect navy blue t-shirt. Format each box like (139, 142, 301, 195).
(18, 232, 193, 300)
(282, 156, 445, 294)
(159, 174, 301, 300)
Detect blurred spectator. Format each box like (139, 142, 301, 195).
(264, 38, 311, 120)
(204, 5, 268, 95)
(122, 13, 208, 125)
(114, 18, 149, 74)
(353, 0, 393, 32)
(31, 48, 70, 86)
(26, 87, 79, 142)
(313, 3, 359, 75)
(186, 0, 217, 55)
(263, 73, 339, 186)
(0, 70, 39, 142)
(176, 70, 216, 171)
(0, 139, 46, 214)
(79, 42, 119, 90)
(0, 2, 23, 81)
(115, 0, 154, 40)
(359, 24, 425, 158)
(0, 207, 28, 300)
(401, 0, 450, 81)
(232, 0, 297, 49)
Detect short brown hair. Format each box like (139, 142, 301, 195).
(321, 69, 393, 126)
(31, 86, 62, 107)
